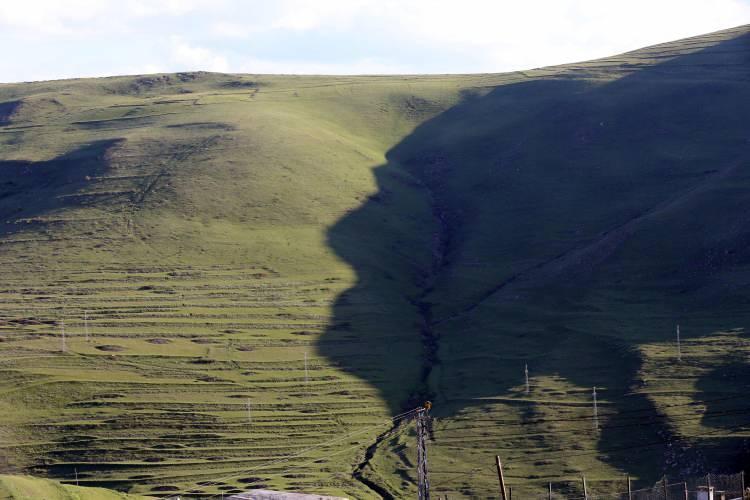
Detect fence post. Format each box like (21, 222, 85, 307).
(495, 456, 508, 500)
(548, 482, 552, 500)
(741, 470, 745, 499)
(582, 475, 589, 500)
(627, 474, 632, 500)
(663, 476, 669, 500)
(683, 482, 688, 500)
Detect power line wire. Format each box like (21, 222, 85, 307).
(435, 393, 747, 432)
(202, 424, 415, 500)
(433, 406, 750, 445)
(163, 407, 421, 500)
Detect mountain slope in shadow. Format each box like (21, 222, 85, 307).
(320, 26, 750, 493)
(0, 140, 122, 237)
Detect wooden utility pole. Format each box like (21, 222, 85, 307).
(741, 470, 745, 498)
(495, 456, 507, 500)
(84, 311, 90, 342)
(627, 474, 632, 500)
(663, 476, 669, 500)
(582, 474, 588, 500)
(548, 482, 553, 500)
(304, 352, 309, 387)
(592, 387, 599, 431)
(524, 364, 529, 394)
(417, 405, 431, 500)
(683, 481, 688, 500)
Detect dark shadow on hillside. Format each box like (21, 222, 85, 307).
(0, 139, 122, 237)
(693, 348, 750, 473)
(319, 30, 750, 487)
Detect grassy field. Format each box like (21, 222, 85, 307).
(0, 25, 748, 498)
(0, 474, 152, 499)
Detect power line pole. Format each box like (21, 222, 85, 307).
(60, 319, 66, 353)
(524, 363, 529, 395)
(741, 470, 745, 497)
(582, 474, 589, 500)
(495, 456, 508, 500)
(417, 403, 431, 500)
(676, 324, 681, 362)
(592, 386, 599, 431)
(304, 351, 309, 389)
(84, 311, 90, 343)
(627, 474, 632, 500)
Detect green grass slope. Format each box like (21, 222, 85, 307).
(0, 474, 151, 499)
(0, 25, 748, 499)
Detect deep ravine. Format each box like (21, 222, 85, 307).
(411, 155, 455, 402)
(351, 157, 454, 498)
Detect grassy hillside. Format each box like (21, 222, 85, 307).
(0, 474, 151, 499)
(0, 25, 748, 498)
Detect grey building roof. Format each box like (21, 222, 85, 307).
(228, 489, 349, 500)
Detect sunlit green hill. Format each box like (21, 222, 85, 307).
(0, 474, 151, 499)
(0, 24, 748, 499)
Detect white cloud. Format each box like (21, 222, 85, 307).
(169, 36, 230, 72)
(269, 0, 375, 31)
(376, 0, 750, 71)
(0, 0, 216, 36)
(206, 0, 750, 72)
(0, 0, 110, 35)
(0, 0, 748, 81)
(236, 56, 412, 75)
(121, 63, 169, 76)
(128, 0, 214, 17)
(210, 21, 255, 39)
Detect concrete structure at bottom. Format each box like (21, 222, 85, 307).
(228, 490, 349, 500)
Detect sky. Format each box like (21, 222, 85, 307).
(0, 0, 749, 82)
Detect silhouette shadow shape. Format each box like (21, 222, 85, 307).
(319, 32, 750, 484)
